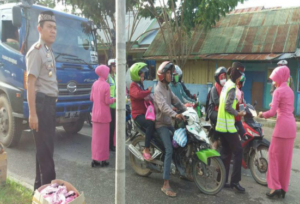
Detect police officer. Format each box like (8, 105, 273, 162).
(26, 10, 58, 190)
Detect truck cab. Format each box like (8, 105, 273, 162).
(0, 2, 98, 147)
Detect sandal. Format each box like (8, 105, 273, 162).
(143, 152, 152, 161)
(161, 187, 177, 197)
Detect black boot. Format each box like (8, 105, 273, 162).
(266, 190, 282, 198)
(91, 160, 101, 168)
(231, 183, 245, 193)
(101, 161, 109, 167)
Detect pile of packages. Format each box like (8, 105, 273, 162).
(39, 183, 78, 204)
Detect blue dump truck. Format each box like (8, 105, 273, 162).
(0, 2, 98, 147)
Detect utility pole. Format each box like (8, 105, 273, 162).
(115, 0, 126, 203)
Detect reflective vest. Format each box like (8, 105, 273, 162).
(108, 74, 116, 109)
(216, 80, 238, 133)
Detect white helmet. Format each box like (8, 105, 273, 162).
(277, 60, 288, 66)
(108, 59, 116, 67)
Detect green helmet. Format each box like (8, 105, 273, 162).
(130, 62, 148, 82)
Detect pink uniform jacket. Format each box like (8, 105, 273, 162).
(263, 66, 296, 139)
(90, 65, 115, 123)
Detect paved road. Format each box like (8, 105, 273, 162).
(4, 123, 300, 204)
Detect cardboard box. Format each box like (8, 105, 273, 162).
(32, 179, 85, 204)
(0, 152, 7, 186)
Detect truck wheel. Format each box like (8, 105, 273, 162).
(62, 117, 85, 134)
(0, 95, 23, 147)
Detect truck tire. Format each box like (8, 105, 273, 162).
(62, 117, 85, 134)
(0, 95, 23, 147)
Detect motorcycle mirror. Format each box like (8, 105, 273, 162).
(254, 100, 257, 107)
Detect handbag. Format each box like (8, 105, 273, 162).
(173, 128, 187, 147)
(144, 101, 155, 121)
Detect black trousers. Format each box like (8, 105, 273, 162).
(33, 93, 56, 190)
(218, 131, 243, 184)
(134, 115, 155, 148)
(110, 108, 116, 148)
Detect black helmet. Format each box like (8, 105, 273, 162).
(214, 67, 227, 84)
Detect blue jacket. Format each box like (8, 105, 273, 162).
(169, 82, 195, 104)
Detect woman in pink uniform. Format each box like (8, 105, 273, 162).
(258, 66, 296, 199)
(90, 65, 116, 167)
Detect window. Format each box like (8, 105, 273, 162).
(1, 20, 20, 51)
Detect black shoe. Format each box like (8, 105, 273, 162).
(231, 183, 245, 193)
(101, 161, 109, 167)
(281, 190, 286, 199)
(91, 160, 101, 168)
(110, 146, 116, 152)
(266, 190, 282, 198)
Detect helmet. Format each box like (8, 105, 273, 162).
(174, 65, 182, 77)
(214, 67, 227, 84)
(277, 60, 288, 66)
(239, 73, 246, 87)
(157, 61, 174, 81)
(129, 62, 148, 82)
(108, 59, 116, 67)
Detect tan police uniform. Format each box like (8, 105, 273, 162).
(26, 11, 58, 191)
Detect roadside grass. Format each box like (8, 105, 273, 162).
(0, 178, 32, 204)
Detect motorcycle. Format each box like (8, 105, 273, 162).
(240, 102, 270, 186)
(126, 103, 135, 140)
(128, 108, 226, 195)
(207, 102, 270, 186)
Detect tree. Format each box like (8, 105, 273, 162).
(139, 0, 244, 68)
(65, 0, 144, 59)
(5, 0, 56, 8)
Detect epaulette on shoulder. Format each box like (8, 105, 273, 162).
(34, 43, 42, 50)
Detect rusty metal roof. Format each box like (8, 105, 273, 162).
(144, 7, 300, 60)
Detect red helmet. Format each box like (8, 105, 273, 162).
(157, 61, 174, 81)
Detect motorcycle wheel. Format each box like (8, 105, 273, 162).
(192, 157, 225, 195)
(249, 145, 268, 186)
(129, 135, 152, 177)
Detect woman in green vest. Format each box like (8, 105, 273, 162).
(108, 59, 117, 152)
(215, 62, 246, 193)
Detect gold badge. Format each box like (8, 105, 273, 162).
(49, 71, 53, 77)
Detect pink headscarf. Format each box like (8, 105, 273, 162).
(95, 65, 110, 80)
(270, 66, 290, 87)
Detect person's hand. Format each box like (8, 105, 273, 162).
(148, 86, 153, 92)
(269, 103, 272, 107)
(237, 111, 246, 116)
(175, 114, 186, 121)
(184, 103, 193, 108)
(193, 94, 197, 100)
(172, 107, 178, 112)
(29, 113, 39, 132)
(258, 112, 264, 118)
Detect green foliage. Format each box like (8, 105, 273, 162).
(0, 178, 32, 204)
(35, 0, 56, 8)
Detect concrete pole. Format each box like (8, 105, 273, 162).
(115, 0, 126, 203)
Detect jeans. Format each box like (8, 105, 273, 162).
(218, 132, 243, 184)
(235, 121, 246, 138)
(156, 126, 175, 180)
(134, 115, 155, 148)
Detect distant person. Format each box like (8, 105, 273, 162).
(270, 60, 294, 95)
(107, 59, 116, 152)
(259, 66, 296, 199)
